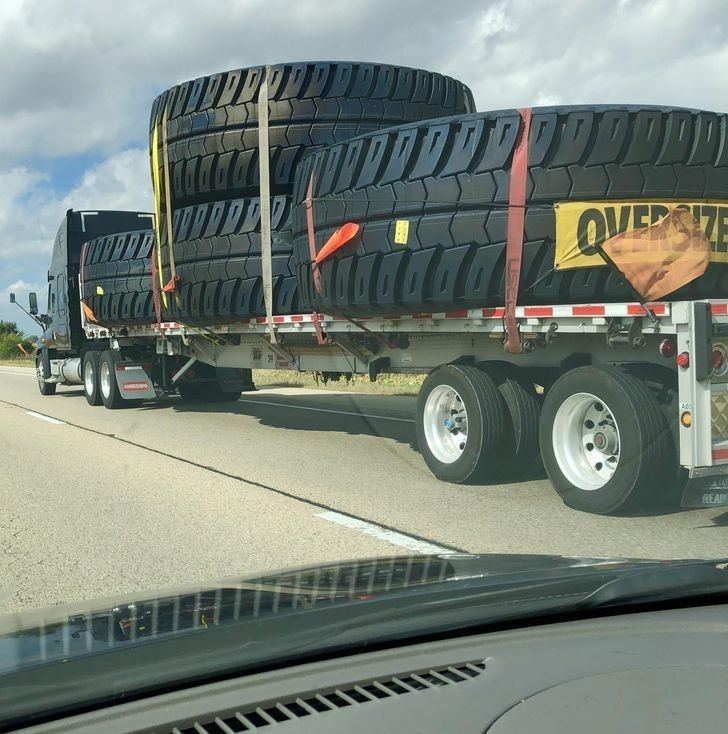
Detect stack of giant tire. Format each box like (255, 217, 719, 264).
(148, 62, 475, 323)
(292, 105, 728, 315)
(81, 227, 157, 325)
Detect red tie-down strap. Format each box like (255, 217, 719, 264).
(504, 107, 532, 354)
(304, 173, 329, 346)
(78, 240, 98, 323)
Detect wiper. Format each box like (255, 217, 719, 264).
(578, 560, 728, 610)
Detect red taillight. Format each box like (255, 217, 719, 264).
(712, 349, 725, 371)
(658, 338, 676, 358)
(676, 352, 690, 369)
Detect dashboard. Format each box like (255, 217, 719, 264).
(19, 604, 728, 733)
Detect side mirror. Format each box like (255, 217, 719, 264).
(9, 293, 15, 304)
(29, 292, 38, 315)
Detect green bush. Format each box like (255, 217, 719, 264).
(0, 323, 34, 358)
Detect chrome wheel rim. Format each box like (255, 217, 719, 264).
(36, 361, 44, 389)
(100, 360, 111, 399)
(552, 392, 620, 490)
(84, 359, 95, 396)
(423, 384, 468, 464)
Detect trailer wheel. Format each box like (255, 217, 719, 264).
(539, 366, 674, 515)
(99, 350, 125, 409)
(178, 381, 242, 402)
(205, 383, 243, 402)
(82, 352, 102, 406)
(477, 364, 542, 479)
(416, 364, 512, 483)
(35, 357, 56, 396)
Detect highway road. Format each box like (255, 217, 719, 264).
(0, 365, 726, 615)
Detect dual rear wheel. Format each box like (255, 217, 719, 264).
(82, 350, 128, 409)
(416, 363, 676, 515)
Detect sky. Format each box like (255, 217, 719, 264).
(1, 0, 726, 334)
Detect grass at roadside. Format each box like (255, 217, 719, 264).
(0, 359, 34, 368)
(0, 359, 425, 395)
(0, 358, 424, 395)
(253, 369, 425, 395)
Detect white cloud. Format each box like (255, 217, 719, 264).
(0, 148, 152, 330)
(0, 0, 720, 164)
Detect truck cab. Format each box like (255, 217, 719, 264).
(42, 209, 154, 353)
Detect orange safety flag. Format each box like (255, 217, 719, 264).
(81, 301, 97, 323)
(162, 274, 180, 293)
(600, 207, 710, 302)
(314, 222, 360, 264)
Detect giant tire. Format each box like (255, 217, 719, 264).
(82, 229, 156, 326)
(539, 366, 675, 515)
(150, 62, 475, 208)
(291, 105, 728, 316)
(161, 196, 298, 321)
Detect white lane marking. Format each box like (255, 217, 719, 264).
(238, 398, 414, 423)
(26, 411, 65, 425)
(316, 510, 452, 555)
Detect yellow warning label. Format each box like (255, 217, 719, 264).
(394, 219, 410, 245)
(96, 286, 104, 295)
(554, 201, 728, 270)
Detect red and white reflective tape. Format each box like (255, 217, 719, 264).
(481, 303, 669, 319)
(84, 299, 728, 340)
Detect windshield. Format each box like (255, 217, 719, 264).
(0, 1, 726, 730)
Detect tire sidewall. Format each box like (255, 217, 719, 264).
(416, 365, 486, 483)
(82, 352, 101, 406)
(99, 350, 121, 409)
(540, 368, 651, 514)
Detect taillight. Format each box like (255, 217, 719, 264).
(659, 338, 676, 358)
(676, 352, 690, 369)
(712, 343, 728, 377)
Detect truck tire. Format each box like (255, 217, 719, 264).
(477, 363, 542, 479)
(416, 364, 513, 483)
(82, 351, 102, 406)
(177, 365, 249, 401)
(150, 62, 475, 208)
(159, 196, 297, 322)
(98, 350, 125, 409)
(539, 365, 675, 515)
(35, 356, 56, 396)
(291, 105, 728, 316)
(82, 229, 156, 326)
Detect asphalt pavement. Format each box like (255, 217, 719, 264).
(0, 365, 725, 615)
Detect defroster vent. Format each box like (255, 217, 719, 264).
(171, 660, 486, 733)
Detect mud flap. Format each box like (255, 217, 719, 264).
(113, 364, 157, 400)
(681, 475, 728, 508)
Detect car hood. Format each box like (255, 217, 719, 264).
(0, 552, 668, 667)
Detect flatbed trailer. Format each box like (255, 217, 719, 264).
(20, 240, 728, 515)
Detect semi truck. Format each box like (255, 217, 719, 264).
(10, 207, 728, 516)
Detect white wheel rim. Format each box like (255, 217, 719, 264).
(84, 359, 95, 396)
(423, 384, 468, 464)
(36, 362, 45, 388)
(100, 360, 112, 399)
(552, 392, 621, 490)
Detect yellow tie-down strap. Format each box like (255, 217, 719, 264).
(554, 200, 728, 270)
(150, 124, 167, 309)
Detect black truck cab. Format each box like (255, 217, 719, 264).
(43, 209, 154, 353)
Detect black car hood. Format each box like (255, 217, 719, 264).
(3, 552, 726, 732)
(0, 552, 664, 671)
